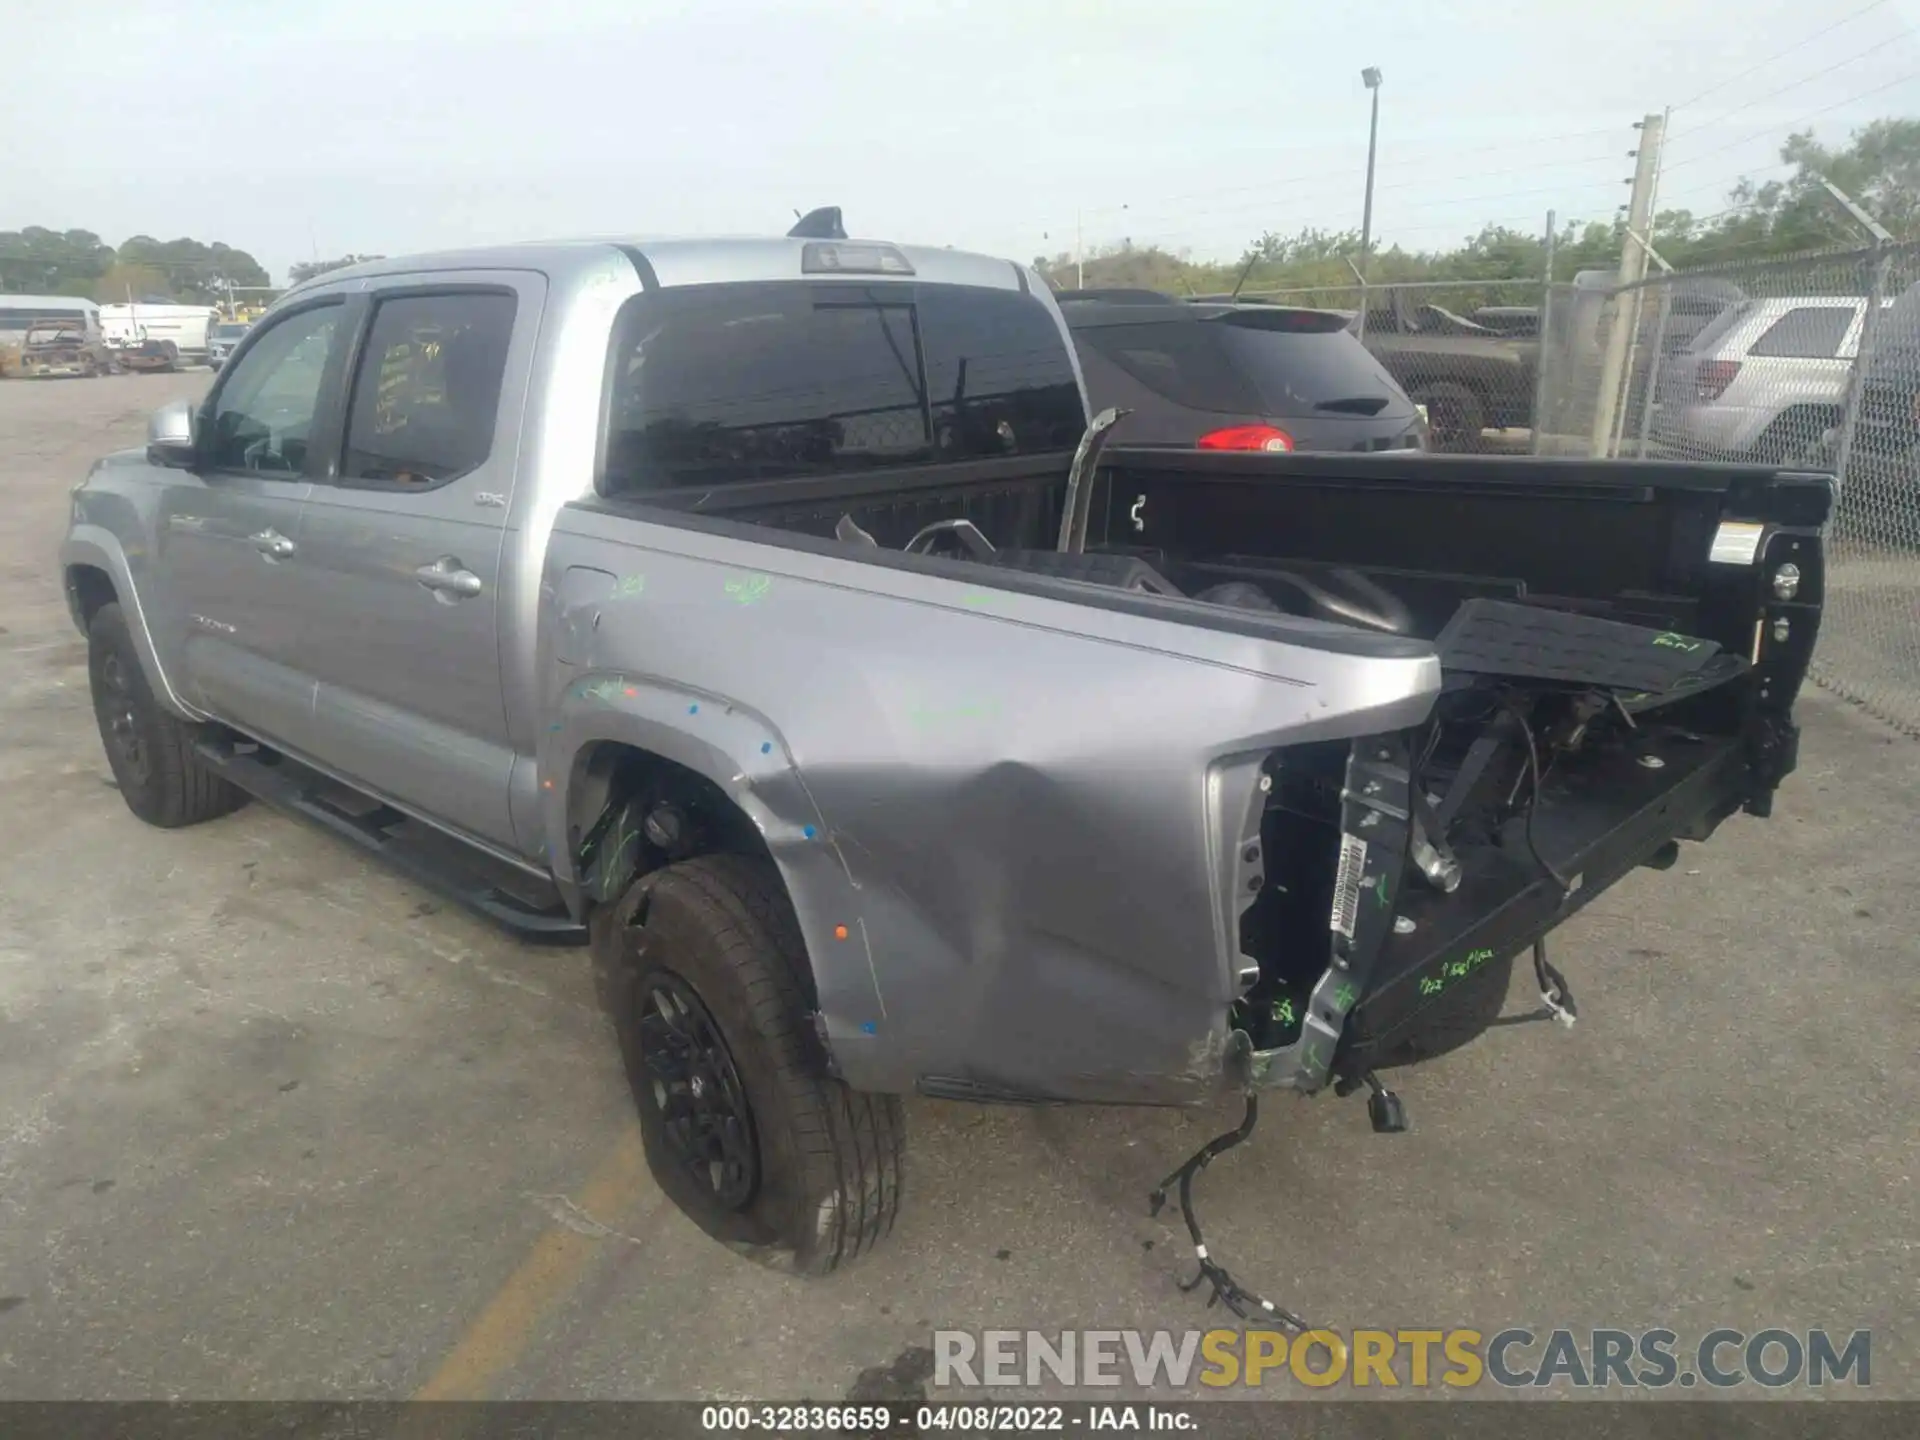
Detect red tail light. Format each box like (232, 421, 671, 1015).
(1196, 424, 1295, 452)
(1696, 359, 1742, 402)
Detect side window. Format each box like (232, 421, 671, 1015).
(204, 303, 344, 475)
(1748, 306, 1852, 359)
(339, 291, 517, 488)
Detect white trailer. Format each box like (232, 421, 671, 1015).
(97, 303, 221, 364)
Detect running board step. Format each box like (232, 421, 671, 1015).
(194, 739, 586, 946)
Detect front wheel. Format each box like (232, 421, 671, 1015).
(592, 853, 903, 1275)
(88, 602, 247, 828)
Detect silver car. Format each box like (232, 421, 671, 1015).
(205, 319, 250, 371)
(1652, 295, 1878, 461)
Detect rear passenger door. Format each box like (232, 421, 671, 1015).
(290, 276, 542, 850)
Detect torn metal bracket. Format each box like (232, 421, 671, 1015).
(1242, 732, 1415, 1094)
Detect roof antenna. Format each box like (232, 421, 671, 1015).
(788, 206, 848, 240)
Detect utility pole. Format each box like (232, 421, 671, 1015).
(1359, 67, 1383, 279)
(1075, 210, 1084, 290)
(1590, 112, 1666, 457)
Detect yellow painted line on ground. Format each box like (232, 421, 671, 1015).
(412, 1126, 648, 1401)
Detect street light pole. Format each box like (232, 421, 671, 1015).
(1359, 67, 1382, 279)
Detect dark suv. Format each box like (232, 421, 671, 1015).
(1056, 290, 1425, 453)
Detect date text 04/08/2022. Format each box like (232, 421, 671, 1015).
(698, 1404, 1197, 1431)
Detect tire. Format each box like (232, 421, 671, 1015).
(1409, 381, 1487, 453)
(593, 853, 903, 1275)
(160, 342, 178, 374)
(1750, 408, 1841, 465)
(87, 602, 248, 828)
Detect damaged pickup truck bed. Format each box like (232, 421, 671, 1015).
(62, 230, 1831, 1283)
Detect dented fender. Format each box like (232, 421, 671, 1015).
(537, 510, 1440, 1103)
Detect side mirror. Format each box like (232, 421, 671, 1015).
(146, 399, 197, 469)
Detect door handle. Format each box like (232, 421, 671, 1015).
(250, 528, 296, 559)
(415, 558, 483, 598)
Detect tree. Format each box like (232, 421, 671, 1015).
(288, 254, 385, 284)
(0, 227, 115, 293)
(1701, 119, 1920, 254)
(92, 263, 175, 304)
(116, 235, 271, 301)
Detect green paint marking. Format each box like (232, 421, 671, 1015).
(1418, 946, 1500, 1000)
(1652, 632, 1702, 652)
(725, 573, 772, 606)
(1333, 982, 1357, 1011)
(1373, 873, 1390, 907)
(908, 698, 1002, 727)
(960, 593, 995, 608)
(1270, 997, 1296, 1027)
(616, 574, 646, 597)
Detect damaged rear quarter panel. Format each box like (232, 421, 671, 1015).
(544, 508, 1440, 1105)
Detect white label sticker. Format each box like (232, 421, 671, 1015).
(1709, 521, 1766, 566)
(1331, 834, 1368, 939)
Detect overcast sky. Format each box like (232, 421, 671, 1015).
(9, 0, 1919, 284)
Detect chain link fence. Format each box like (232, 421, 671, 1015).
(1537, 241, 1920, 735)
(1235, 279, 1548, 454)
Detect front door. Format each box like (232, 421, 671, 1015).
(290, 278, 538, 851)
(149, 298, 350, 751)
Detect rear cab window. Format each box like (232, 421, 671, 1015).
(599, 281, 1084, 493)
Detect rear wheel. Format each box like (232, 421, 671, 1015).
(88, 602, 247, 828)
(1750, 408, 1841, 465)
(1409, 381, 1487, 453)
(592, 853, 904, 1275)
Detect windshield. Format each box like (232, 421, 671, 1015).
(215, 323, 249, 339)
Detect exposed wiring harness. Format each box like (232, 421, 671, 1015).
(1147, 1094, 1312, 1331)
(1506, 697, 1577, 898)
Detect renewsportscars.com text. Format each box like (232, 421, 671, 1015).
(933, 1327, 1872, 1390)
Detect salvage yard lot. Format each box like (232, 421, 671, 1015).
(1, 374, 1915, 1400)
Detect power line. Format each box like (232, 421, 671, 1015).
(1069, 124, 1628, 221)
(1059, 152, 1625, 245)
(1662, 67, 1920, 171)
(1669, 0, 1894, 111)
(1666, 36, 1909, 147)
(1657, 160, 1797, 206)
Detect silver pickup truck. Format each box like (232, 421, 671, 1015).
(62, 228, 1830, 1286)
